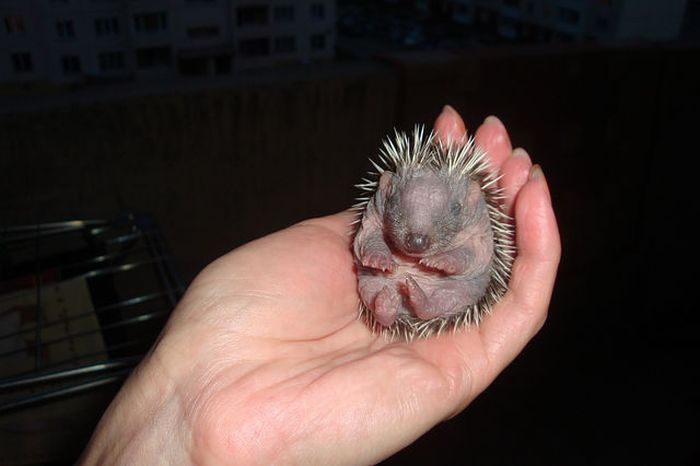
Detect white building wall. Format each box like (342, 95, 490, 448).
(45, 0, 126, 82)
(616, 0, 686, 41)
(176, 0, 234, 75)
(232, 0, 335, 69)
(0, 0, 48, 83)
(301, 0, 336, 61)
(0, 0, 336, 84)
(177, 0, 232, 49)
(450, 0, 476, 25)
(454, 0, 685, 43)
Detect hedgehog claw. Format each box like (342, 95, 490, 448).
(362, 251, 396, 273)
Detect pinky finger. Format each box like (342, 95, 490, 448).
(499, 148, 533, 215)
(479, 164, 561, 373)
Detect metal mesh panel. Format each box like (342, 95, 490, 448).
(0, 213, 184, 414)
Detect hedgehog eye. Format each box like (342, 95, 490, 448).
(450, 201, 462, 215)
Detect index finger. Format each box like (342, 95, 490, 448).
(433, 106, 514, 174)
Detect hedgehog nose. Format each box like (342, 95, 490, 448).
(406, 233, 429, 253)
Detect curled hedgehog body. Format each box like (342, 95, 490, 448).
(352, 126, 515, 341)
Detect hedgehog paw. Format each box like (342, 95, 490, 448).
(419, 253, 462, 275)
(361, 251, 396, 273)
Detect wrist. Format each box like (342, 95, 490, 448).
(79, 352, 191, 464)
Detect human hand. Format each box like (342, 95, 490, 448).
(80, 106, 560, 465)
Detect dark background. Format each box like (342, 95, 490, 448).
(2, 7, 699, 466)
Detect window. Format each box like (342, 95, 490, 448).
(239, 38, 269, 57)
(237, 6, 267, 26)
(98, 51, 125, 71)
(595, 16, 609, 32)
(455, 4, 469, 14)
(61, 55, 81, 74)
(310, 3, 325, 20)
(274, 5, 294, 23)
(4, 16, 26, 34)
(187, 26, 220, 39)
(11, 52, 32, 73)
(56, 20, 75, 38)
(274, 35, 295, 53)
(558, 7, 580, 24)
(310, 33, 325, 50)
(95, 17, 120, 35)
(136, 46, 171, 67)
(134, 12, 168, 32)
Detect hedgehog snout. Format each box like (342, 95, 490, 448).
(405, 233, 430, 254)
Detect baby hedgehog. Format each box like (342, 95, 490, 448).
(352, 126, 515, 340)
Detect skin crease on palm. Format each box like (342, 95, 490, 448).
(80, 106, 561, 465)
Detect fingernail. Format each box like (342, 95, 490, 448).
(483, 115, 504, 127)
(437, 105, 466, 142)
(511, 147, 531, 162)
(529, 164, 552, 204)
(529, 164, 543, 180)
(442, 104, 457, 116)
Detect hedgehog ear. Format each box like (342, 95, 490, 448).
(379, 171, 394, 191)
(465, 178, 481, 206)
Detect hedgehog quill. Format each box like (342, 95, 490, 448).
(352, 126, 515, 341)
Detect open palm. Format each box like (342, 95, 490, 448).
(81, 107, 560, 465)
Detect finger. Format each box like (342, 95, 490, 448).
(298, 210, 357, 243)
(433, 105, 467, 144)
(474, 115, 513, 172)
(499, 147, 533, 215)
(479, 164, 560, 374)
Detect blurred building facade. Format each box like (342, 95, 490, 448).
(447, 0, 687, 42)
(0, 0, 335, 84)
